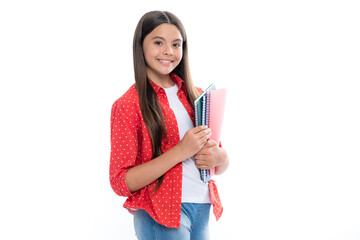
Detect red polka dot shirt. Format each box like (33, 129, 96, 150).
(109, 73, 223, 228)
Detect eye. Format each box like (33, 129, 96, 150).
(173, 43, 181, 48)
(154, 41, 162, 46)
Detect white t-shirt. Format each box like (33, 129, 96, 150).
(164, 84, 211, 203)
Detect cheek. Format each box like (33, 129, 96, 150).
(143, 47, 152, 59)
(143, 50, 151, 65)
(143, 44, 157, 60)
(143, 49, 157, 67)
(175, 49, 183, 61)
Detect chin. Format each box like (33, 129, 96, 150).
(157, 68, 175, 75)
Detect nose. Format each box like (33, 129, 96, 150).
(163, 44, 173, 56)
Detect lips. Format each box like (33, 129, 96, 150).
(158, 59, 173, 66)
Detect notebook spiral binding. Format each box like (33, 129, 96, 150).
(199, 91, 212, 183)
(206, 91, 210, 126)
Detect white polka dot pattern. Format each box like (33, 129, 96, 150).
(109, 73, 223, 228)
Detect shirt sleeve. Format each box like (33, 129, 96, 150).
(109, 98, 139, 197)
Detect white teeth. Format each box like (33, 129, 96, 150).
(159, 60, 171, 63)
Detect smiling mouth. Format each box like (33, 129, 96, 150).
(158, 59, 173, 66)
(158, 59, 173, 63)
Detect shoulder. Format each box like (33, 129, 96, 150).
(112, 84, 139, 108)
(111, 84, 140, 117)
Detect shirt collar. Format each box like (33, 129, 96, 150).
(148, 73, 186, 94)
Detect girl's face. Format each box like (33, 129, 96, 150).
(142, 23, 183, 83)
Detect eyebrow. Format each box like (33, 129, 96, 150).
(152, 36, 183, 42)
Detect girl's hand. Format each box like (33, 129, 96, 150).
(176, 126, 211, 160)
(194, 140, 228, 172)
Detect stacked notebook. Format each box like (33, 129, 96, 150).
(194, 83, 227, 182)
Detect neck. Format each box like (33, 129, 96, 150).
(147, 73, 175, 88)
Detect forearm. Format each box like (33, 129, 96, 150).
(125, 145, 185, 193)
(125, 126, 211, 193)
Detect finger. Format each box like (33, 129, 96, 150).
(199, 131, 211, 143)
(193, 125, 208, 134)
(195, 159, 204, 167)
(194, 153, 206, 160)
(195, 148, 208, 156)
(204, 140, 217, 148)
(196, 163, 210, 170)
(196, 128, 211, 138)
(196, 157, 209, 164)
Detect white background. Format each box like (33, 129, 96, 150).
(1, 0, 359, 239)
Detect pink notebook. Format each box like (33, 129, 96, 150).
(208, 88, 227, 143)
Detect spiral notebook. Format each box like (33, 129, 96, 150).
(194, 83, 227, 182)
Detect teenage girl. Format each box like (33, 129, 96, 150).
(110, 10, 229, 240)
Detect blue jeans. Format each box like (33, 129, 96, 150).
(134, 203, 211, 240)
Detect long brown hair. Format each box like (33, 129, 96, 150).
(133, 11, 200, 188)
